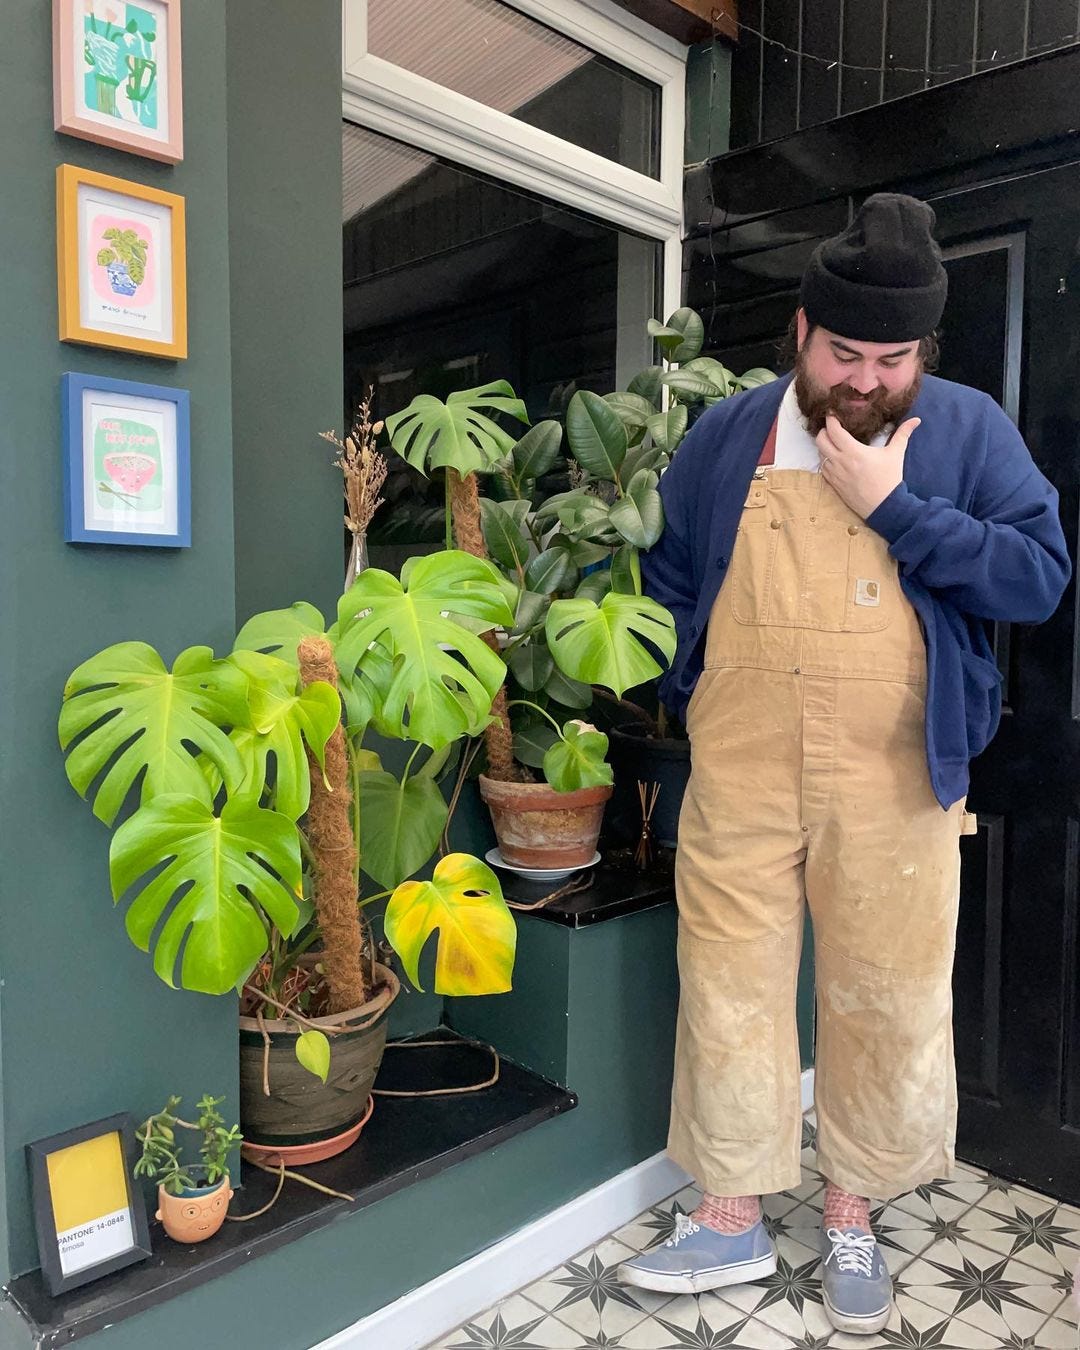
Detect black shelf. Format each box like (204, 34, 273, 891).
(499, 860, 675, 927)
(4, 1030, 576, 1349)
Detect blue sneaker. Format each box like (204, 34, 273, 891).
(618, 1213, 776, 1294)
(820, 1226, 892, 1335)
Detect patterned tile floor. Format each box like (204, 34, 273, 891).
(428, 1116, 1080, 1349)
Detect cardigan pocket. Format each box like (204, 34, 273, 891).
(960, 648, 1003, 759)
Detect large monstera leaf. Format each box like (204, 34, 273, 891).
(225, 650, 340, 821)
(232, 602, 327, 665)
(232, 601, 388, 741)
(545, 591, 677, 698)
(60, 643, 249, 826)
(334, 551, 514, 749)
(543, 721, 612, 793)
(357, 768, 449, 890)
(385, 853, 516, 995)
(110, 794, 302, 995)
(385, 381, 529, 477)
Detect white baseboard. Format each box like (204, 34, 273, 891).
(309, 1151, 694, 1350)
(313, 1080, 819, 1350)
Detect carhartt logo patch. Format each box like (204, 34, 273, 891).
(854, 578, 881, 607)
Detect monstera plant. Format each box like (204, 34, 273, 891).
(59, 549, 520, 1158)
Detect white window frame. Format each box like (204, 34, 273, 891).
(341, 0, 686, 322)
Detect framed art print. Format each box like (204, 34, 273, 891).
(62, 373, 191, 547)
(57, 164, 187, 359)
(27, 1114, 152, 1297)
(53, 0, 183, 162)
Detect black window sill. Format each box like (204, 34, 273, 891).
(4, 1030, 576, 1350)
(500, 858, 675, 927)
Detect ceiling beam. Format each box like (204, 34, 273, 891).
(607, 0, 738, 46)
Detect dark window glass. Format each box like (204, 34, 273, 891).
(342, 122, 660, 566)
(938, 247, 1011, 408)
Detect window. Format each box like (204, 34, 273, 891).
(365, 0, 661, 176)
(343, 0, 685, 253)
(341, 0, 685, 562)
(342, 121, 661, 561)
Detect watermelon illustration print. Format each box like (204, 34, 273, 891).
(94, 416, 163, 512)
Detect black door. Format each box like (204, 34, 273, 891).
(930, 163, 1080, 1199)
(686, 151, 1080, 1198)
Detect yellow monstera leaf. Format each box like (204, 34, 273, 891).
(385, 853, 516, 996)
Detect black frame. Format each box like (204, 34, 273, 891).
(27, 1113, 152, 1297)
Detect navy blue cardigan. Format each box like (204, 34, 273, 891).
(640, 373, 1071, 808)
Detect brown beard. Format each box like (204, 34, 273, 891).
(794, 350, 921, 441)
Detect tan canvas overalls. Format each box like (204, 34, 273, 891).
(671, 429, 972, 1202)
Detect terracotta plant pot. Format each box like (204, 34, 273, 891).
(155, 1174, 232, 1243)
(479, 774, 612, 868)
(238, 962, 399, 1163)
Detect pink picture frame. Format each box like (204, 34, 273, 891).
(53, 0, 183, 164)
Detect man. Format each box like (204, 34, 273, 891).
(621, 194, 1071, 1336)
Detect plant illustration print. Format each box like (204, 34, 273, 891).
(83, 3, 159, 129)
(97, 226, 148, 297)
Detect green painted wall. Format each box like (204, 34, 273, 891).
(685, 39, 732, 164)
(0, 0, 239, 1282)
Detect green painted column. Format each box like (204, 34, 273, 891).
(685, 39, 732, 164)
(0, 0, 238, 1282)
(226, 0, 343, 627)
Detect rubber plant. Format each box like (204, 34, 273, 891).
(494, 303, 772, 750)
(58, 547, 519, 1083)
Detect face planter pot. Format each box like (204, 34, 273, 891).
(155, 1174, 232, 1243)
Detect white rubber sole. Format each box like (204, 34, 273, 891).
(823, 1294, 892, 1336)
(617, 1251, 777, 1295)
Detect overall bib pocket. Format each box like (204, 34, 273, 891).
(728, 476, 897, 634)
(728, 479, 783, 627)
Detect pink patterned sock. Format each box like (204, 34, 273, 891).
(823, 1181, 871, 1233)
(691, 1192, 762, 1235)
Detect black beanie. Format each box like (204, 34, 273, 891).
(800, 193, 947, 342)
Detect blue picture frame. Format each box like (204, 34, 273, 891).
(62, 373, 190, 547)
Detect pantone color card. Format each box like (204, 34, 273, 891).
(46, 1132, 133, 1275)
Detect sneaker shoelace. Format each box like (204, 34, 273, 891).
(664, 1213, 701, 1248)
(825, 1227, 877, 1278)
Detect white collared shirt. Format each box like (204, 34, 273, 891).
(773, 380, 892, 470)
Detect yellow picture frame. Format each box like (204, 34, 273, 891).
(57, 164, 187, 359)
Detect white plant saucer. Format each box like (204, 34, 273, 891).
(484, 846, 601, 883)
